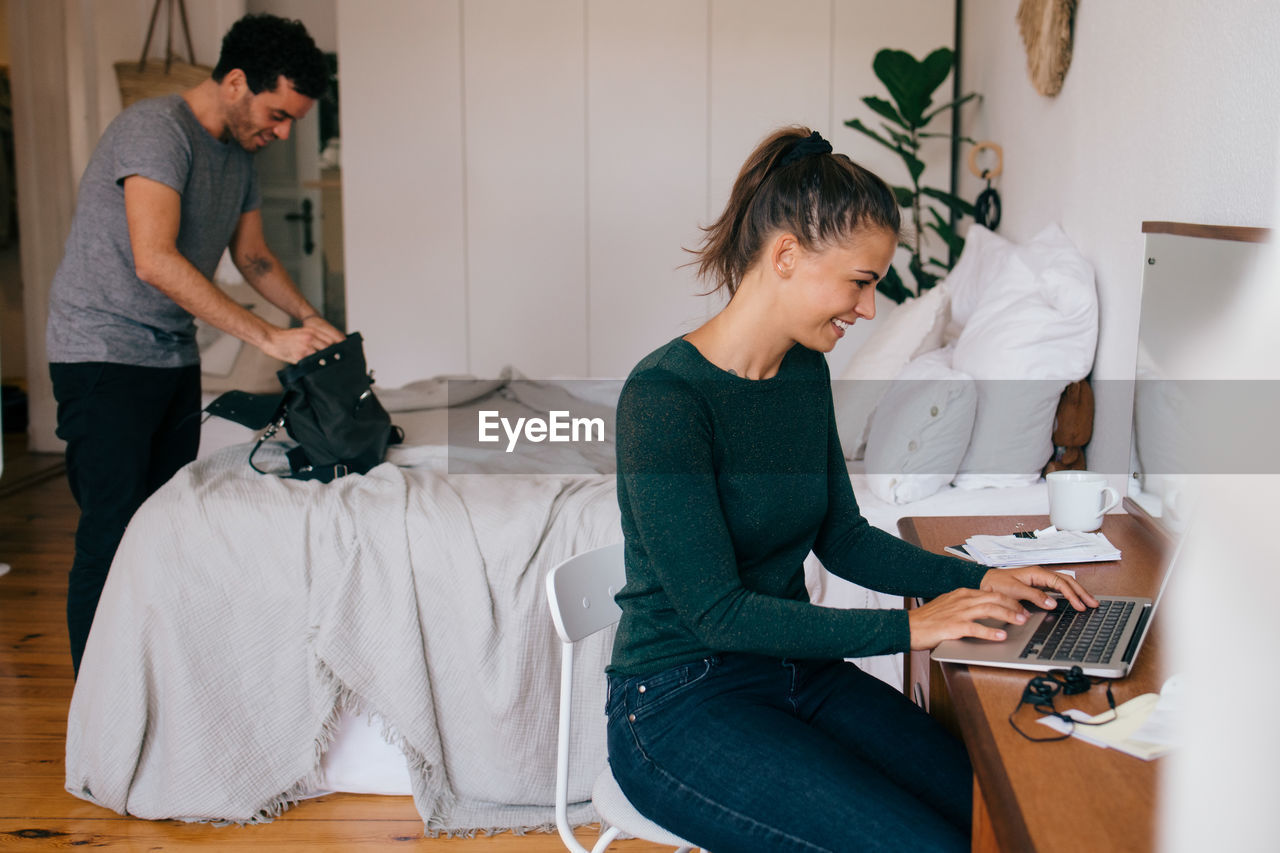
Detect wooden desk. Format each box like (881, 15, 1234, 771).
(897, 512, 1172, 853)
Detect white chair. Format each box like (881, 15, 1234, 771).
(545, 543, 698, 853)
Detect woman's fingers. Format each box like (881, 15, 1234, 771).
(908, 588, 1032, 649)
(1054, 572, 1099, 610)
(985, 567, 1101, 612)
(963, 593, 1030, 637)
(1021, 568, 1099, 611)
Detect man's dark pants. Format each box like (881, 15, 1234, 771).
(50, 362, 201, 677)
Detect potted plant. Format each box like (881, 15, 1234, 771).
(845, 47, 978, 302)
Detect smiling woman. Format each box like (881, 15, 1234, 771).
(602, 126, 1071, 852)
(683, 127, 902, 380)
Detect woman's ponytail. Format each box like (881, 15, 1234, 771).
(690, 126, 900, 297)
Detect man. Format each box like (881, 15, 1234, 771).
(46, 14, 344, 676)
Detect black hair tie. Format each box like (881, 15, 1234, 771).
(779, 131, 833, 167)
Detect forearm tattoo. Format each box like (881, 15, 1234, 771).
(244, 253, 274, 280)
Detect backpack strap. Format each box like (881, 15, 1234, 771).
(284, 445, 349, 482)
(247, 415, 287, 476)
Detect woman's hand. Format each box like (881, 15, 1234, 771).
(908, 568, 1100, 651)
(907, 587, 1032, 651)
(980, 566, 1099, 613)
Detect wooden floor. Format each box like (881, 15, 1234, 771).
(0, 437, 668, 851)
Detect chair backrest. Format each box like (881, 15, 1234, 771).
(545, 542, 626, 644)
(546, 542, 626, 853)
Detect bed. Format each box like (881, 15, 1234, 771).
(65, 222, 1101, 833)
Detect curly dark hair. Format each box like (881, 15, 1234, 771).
(212, 13, 328, 99)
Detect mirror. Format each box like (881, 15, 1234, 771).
(1130, 222, 1270, 533)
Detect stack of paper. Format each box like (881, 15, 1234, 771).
(947, 526, 1121, 567)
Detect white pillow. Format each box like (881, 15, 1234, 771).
(863, 347, 978, 504)
(945, 225, 1018, 333)
(951, 224, 1098, 488)
(833, 281, 951, 459)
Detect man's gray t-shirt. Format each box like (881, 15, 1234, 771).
(47, 94, 261, 367)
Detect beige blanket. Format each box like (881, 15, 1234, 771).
(65, 436, 622, 833)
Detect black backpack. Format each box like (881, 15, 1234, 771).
(207, 332, 402, 482)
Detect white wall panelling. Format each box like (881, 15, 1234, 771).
(586, 0, 709, 377)
(338, 0, 468, 385)
(463, 0, 588, 378)
(339, 0, 961, 381)
(707, 0, 832, 219)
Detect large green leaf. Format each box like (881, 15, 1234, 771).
(844, 118, 901, 156)
(921, 186, 976, 217)
(877, 264, 914, 304)
(873, 47, 953, 127)
(891, 185, 915, 208)
(862, 95, 906, 129)
(918, 47, 955, 103)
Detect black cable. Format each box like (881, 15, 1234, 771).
(1008, 667, 1118, 743)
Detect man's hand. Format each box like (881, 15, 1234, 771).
(260, 325, 340, 364)
(300, 314, 345, 348)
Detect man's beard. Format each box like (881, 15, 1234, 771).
(224, 95, 264, 152)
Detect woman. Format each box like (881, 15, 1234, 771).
(606, 127, 1096, 853)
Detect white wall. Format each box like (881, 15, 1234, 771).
(957, 0, 1280, 480)
(338, 0, 957, 384)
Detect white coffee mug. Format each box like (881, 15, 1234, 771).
(1046, 471, 1121, 532)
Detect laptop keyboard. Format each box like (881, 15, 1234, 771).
(1019, 599, 1134, 664)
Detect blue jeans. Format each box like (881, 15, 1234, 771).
(606, 653, 972, 853)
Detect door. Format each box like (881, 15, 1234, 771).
(254, 106, 326, 320)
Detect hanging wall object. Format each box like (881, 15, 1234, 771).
(115, 0, 212, 108)
(1016, 0, 1078, 97)
(968, 142, 1003, 231)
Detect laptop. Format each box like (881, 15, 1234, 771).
(929, 539, 1180, 678)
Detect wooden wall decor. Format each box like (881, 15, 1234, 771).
(1016, 0, 1077, 97)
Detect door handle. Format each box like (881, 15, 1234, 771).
(284, 199, 315, 255)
